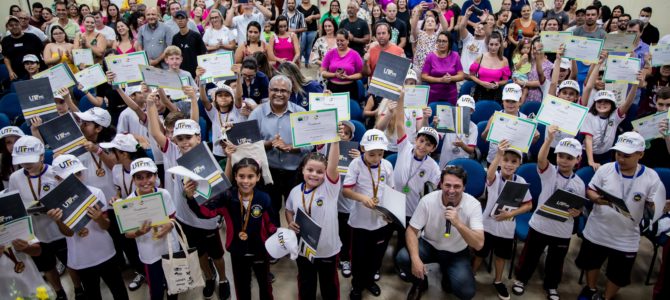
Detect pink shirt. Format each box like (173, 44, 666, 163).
(469, 62, 511, 83)
(273, 34, 296, 65)
(321, 48, 364, 83)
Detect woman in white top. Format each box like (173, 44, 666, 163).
(202, 9, 236, 53)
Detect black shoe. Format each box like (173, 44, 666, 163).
(493, 282, 510, 300)
(219, 280, 231, 300)
(406, 283, 425, 300)
(127, 273, 145, 291)
(441, 276, 451, 293)
(349, 288, 363, 300)
(397, 266, 409, 282)
(203, 278, 216, 299)
(374, 270, 381, 281)
(367, 283, 381, 297)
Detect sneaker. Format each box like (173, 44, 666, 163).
(367, 283, 381, 296)
(56, 261, 66, 276)
(268, 272, 276, 283)
(511, 281, 526, 296)
(396, 266, 409, 282)
(218, 280, 231, 300)
(374, 270, 381, 281)
(493, 282, 510, 300)
(546, 288, 560, 300)
(203, 278, 216, 299)
(578, 286, 597, 300)
(341, 261, 352, 278)
(127, 273, 145, 291)
(349, 288, 363, 300)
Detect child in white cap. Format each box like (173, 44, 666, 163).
(548, 45, 579, 103)
(74, 107, 117, 199)
(437, 95, 478, 169)
(0, 126, 25, 189)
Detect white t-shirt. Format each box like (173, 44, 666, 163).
(231, 12, 266, 44)
(460, 33, 487, 75)
(343, 157, 395, 230)
(529, 163, 585, 239)
(482, 172, 532, 239)
(583, 163, 666, 252)
(205, 102, 251, 156)
(78, 152, 116, 200)
(127, 188, 180, 264)
(95, 25, 116, 41)
(393, 135, 440, 216)
(111, 164, 134, 199)
(580, 109, 625, 155)
(487, 111, 528, 163)
(0, 239, 51, 298)
(410, 190, 484, 253)
(65, 186, 116, 270)
(117, 107, 163, 164)
(202, 26, 237, 53)
(316, 144, 354, 213)
(286, 175, 342, 258)
(7, 165, 63, 243)
(439, 121, 478, 170)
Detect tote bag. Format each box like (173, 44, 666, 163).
(161, 221, 205, 295)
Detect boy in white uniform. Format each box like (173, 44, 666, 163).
(438, 95, 478, 169)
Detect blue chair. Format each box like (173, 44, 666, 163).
(385, 153, 398, 168)
(509, 163, 542, 279)
(445, 158, 486, 198)
(0, 113, 10, 129)
(476, 121, 489, 162)
(458, 80, 476, 98)
(350, 120, 366, 143)
(527, 124, 545, 162)
(199, 117, 209, 142)
(78, 95, 97, 112)
(515, 163, 541, 209)
(520, 101, 542, 118)
(349, 99, 363, 122)
(0, 93, 21, 123)
(646, 168, 670, 285)
(471, 100, 501, 124)
(428, 101, 452, 122)
(356, 80, 365, 102)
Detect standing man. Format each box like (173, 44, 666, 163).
(282, 0, 306, 39)
(29, 2, 44, 29)
(383, 3, 408, 48)
(572, 5, 606, 39)
(172, 10, 207, 77)
(458, 6, 488, 75)
(9, 11, 48, 42)
(339, 1, 371, 57)
(363, 22, 405, 77)
(639, 7, 659, 45)
(544, 0, 568, 30)
(137, 7, 173, 69)
(298, 0, 321, 68)
(396, 166, 484, 300)
(226, 2, 272, 45)
(617, 14, 631, 33)
(92, 11, 116, 48)
(46, 1, 79, 41)
(2, 16, 45, 81)
(164, 1, 199, 34)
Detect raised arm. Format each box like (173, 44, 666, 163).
(146, 92, 168, 148)
(395, 91, 406, 139)
(327, 140, 339, 181)
(548, 44, 564, 96)
(538, 125, 558, 171)
(116, 85, 147, 122)
(618, 83, 638, 116)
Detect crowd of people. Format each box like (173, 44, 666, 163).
(1, 0, 670, 300)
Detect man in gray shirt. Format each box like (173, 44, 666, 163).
(572, 5, 606, 39)
(163, 1, 199, 34)
(136, 7, 172, 69)
(544, 0, 569, 30)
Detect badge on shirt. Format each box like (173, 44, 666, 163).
(251, 204, 263, 218)
(316, 198, 324, 207)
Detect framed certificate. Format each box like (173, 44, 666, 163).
(290, 109, 340, 147)
(309, 92, 351, 121)
(140, 65, 183, 90)
(72, 49, 94, 66)
(105, 51, 149, 86)
(74, 64, 107, 91)
(650, 44, 670, 67)
(33, 63, 76, 97)
(113, 192, 170, 233)
(486, 112, 537, 153)
(540, 31, 572, 53)
(403, 85, 430, 108)
(632, 111, 667, 141)
(197, 52, 235, 82)
(604, 55, 641, 84)
(563, 36, 604, 64)
(0, 192, 34, 248)
(536, 95, 589, 136)
(603, 33, 637, 52)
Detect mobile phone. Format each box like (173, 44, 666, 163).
(426, 2, 436, 9)
(471, 6, 484, 15)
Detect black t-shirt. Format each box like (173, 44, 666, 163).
(172, 30, 207, 78)
(339, 18, 370, 57)
(298, 4, 320, 32)
(96, 83, 127, 126)
(1, 33, 45, 80)
(397, 10, 412, 58)
(382, 18, 408, 47)
(641, 24, 660, 46)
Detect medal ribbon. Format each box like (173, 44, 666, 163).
(26, 165, 44, 201)
(403, 156, 427, 192)
(90, 153, 104, 174)
(239, 191, 254, 235)
(301, 183, 317, 216)
(366, 162, 382, 200)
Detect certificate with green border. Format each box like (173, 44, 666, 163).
(540, 31, 573, 53)
(105, 51, 148, 86)
(563, 36, 604, 64)
(486, 111, 537, 153)
(33, 63, 75, 96)
(651, 44, 670, 67)
(536, 95, 588, 136)
(290, 109, 340, 147)
(632, 111, 668, 141)
(604, 55, 640, 84)
(403, 85, 430, 108)
(309, 92, 351, 121)
(113, 192, 170, 233)
(197, 51, 235, 82)
(603, 33, 637, 52)
(74, 64, 107, 91)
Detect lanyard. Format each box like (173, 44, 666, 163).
(301, 183, 317, 216)
(3, 248, 25, 273)
(617, 163, 641, 201)
(402, 155, 426, 193)
(552, 169, 574, 193)
(121, 168, 132, 197)
(239, 191, 254, 237)
(365, 161, 382, 203)
(217, 109, 231, 129)
(90, 153, 104, 177)
(26, 165, 45, 201)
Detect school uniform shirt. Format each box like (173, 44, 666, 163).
(117, 107, 164, 165)
(316, 144, 354, 214)
(65, 186, 116, 270)
(343, 157, 395, 231)
(394, 135, 440, 216)
(580, 109, 625, 155)
(0, 239, 50, 297)
(127, 188, 180, 264)
(205, 101, 252, 157)
(439, 122, 478, 170)
(528, 163, 585, 239)
(409, 190, 484, 253)
(482, 172, 532, 239)
(78, 152, 116, 200)
(487, 111, 528, 163)
(584, 163, 666, 253)
(188, 187, 276, 256)
(7, 166, 63, 243)
(286, 175, 342, 258)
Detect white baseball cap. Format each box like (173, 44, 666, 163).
(503, 148, 524, 159)
(456, 95, 476, 110)
(360, 129, 389, 151)
(610, 131, 646, 154)
(555, 138, 582, 157)
(417, 127, 440, 145)
(23, 54, 39, 63)
(405, 69, 418, 83)
(264, 228, 299, 260)
(340, 120, 355, 135)
(173, 119, 201, 137)
(558, 80, 580, 94)
(594, 90, 616, 105)
(0, 126, 25, 139)
(502, 83, 522, 102)
(51, 154, 87, 178)
(100, 134, 139, 153)
(559, 58, 571, 69)
(75, 107, 112, 128)
(209, 82, 236, 102)
(130, 157, 158, 176)
(124, 85, 143, 96)
(12, 136, 45, 165)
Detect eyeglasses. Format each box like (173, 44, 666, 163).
(270, 88, 290, 95)
(437, 39, 450, 44)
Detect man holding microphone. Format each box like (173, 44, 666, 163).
(395, 165, 484, 300)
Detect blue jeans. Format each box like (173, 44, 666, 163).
(300, 30, 317, 66)
(395, 238, 476, 300)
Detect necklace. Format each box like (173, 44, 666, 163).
(238, 190, 254, 241)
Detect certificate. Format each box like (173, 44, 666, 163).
(72, 49, 94, 66)
(563, 36, 604, 64)
(603, 33, 637, 52)
(604, 55, 640, 84)
(0, 191, 34, 247)
(368, 51, 411, 101)
(105, 51, 148, 86)
(403, 85, 429, 108)
(15, 77, 58, 122)
(290, 109, 340, 147)
(436, 105, 455, 131)
(651, 44, 670, 67)
(536, 95, 589, 136)
(632, 111, 667, 141)
(375, 186, 407, 228)
(486, 112, 537, 153)
(112, 192, 170, 233)
(197, 52, 235, 82)
(140, 65, 182, 90)
(309, 92, 351, 121)
(74, 64, 107, 91)
(605, 82, 628, 106)
(540, 31, 572, 53)
(33, 63, 76, 97)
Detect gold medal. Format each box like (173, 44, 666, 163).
(238, 231, 248, 241)
(372, 197, 379, 205)
(14, 261, 25, 273)
(78, 228, 89, 238)
(96, 168, 105, 177)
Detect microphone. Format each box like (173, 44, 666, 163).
(444, 203, 453, 238)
